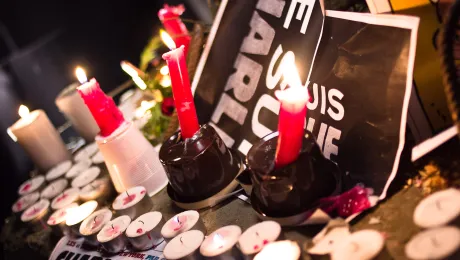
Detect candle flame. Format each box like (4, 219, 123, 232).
(7, 128, 17, 142)
(159, 65, 169, 76)
(281, 59, 302, 90)
(160, 75, 171, 87)
(133, 76, 147, 90)
(18, 105, 30, 119)
(121, 61, 139, 78)
(75, 67, 88, 84)
(160, 30, 176, 50)
(213, 233, 225, 248)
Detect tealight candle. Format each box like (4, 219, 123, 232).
(21, 199, 50, 230)
(200, 225, 243, 259)
(163, 230, 205, 260)
(46, 160, 73, 182)
(330, 230, 385, 260)
(161, 210, 207, 242)
(74, 142, 99, 162)
(112, 186, 153, 219)
(51, 187, 80, 210)
(71, 166, 101, 188)
(238, 221, 282, 256)
(80, 177, 113, 202)
(12, 192, 40, 214)
(91, 151, 105, 165)
(18, 175, 45, 195)
(47, 202, 79, 236)
(97, 215, 131, 253)
(41, 178, 68, 199)
(126, 211, 165, 251)
(66, 200, 98, 237)
(413, 188, 460, 228)
(405, 226, 460, 260)
(254, 240, 300, 260)
(79, 208, 113, 246)
(66, 158, 92, 179)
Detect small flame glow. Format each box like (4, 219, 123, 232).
(160, 30, 176, 50)
(213, 233, 225, 248)
(18, 105, 30, 119)
(121, 61, 139, 78)
(160, 65, 169, 76)
(75, 67, 87, 84)
(7, 128, 17, 142)
(282, 59, 302, 90)
(133, 76, 147, 90)
(160, 75, 171, 88)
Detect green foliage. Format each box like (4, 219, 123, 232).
(141, 103, 172, 146)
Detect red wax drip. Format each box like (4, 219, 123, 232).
(77, 79, 125, 137)
(22, 183, 31, 192)
(158, 4, 191, 54)
(122, 194, 136, 206)
(163, 46, 200, 139)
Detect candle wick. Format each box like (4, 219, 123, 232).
(112, 224, 114, 230)
(255, 231, 260, 237)
(180, 236, 183, 244)
(436, 200, 442, 211)
(350, 241, 360, 252)
(431, 236, 439, 248)
(126, 191, 129, 197)
(139, 220, 145, 225)
(93, 216, 97, 223)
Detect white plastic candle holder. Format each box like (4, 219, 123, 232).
(41, 178, 68, 200)
(79, 208, 113, 247)
(161, 210, 207, 242)
(200, 225, 243, 259)
(46, 160, 73, 182)
(51, 187, 80, 210)
(71, 166, 101, 188)
(112, 186, 153, 220)
(47, 203, 79, 236)
(163, 230, 205, 260)
(66, 159, 92, 179)
(18, 175, 45, 196)
(97, 215, 132, 254)
(12, 192, 40, 214)
(126, 211, 165, 251)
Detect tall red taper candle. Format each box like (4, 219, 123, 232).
(162, 45, 200, 139)
(158, 4, 191, 54)
(274, 86, 309, 168)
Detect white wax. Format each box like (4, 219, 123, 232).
(80, 208, 113, 236)
(112, 186, 147, 210)
(71, 167, 100, 188)
(18, 175, 45, 195)
(80, 178, 110, 201)
(66, 200, 98, 227)
(308, 226, 351, 255)
(200, 225, 242, 257)
(331, 230, 384, 260)
(163, 230, 205, 260)
(238, 221, 282, 255)
(254, 240, 300, 260)
(74, 142, 99, 162)
(21, 199, 50, 222)
(12, 192, 40, 213)
(47, 202, 78, 226)
(91, 151, 105, 164)
(51, 187, 80, 210)
(126, 211, 163, 238)
(41, 178, 68, 199)
(405, 226, 460, 260)
(414, 188, 460, 228)
(46, 160, 73, 181)
(161, 210, 201, 239)
(97, 215, 131, 243)
(66, 159, 92, 179)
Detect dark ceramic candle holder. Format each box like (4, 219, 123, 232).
(159, 124, 242, 204)
(247, 130, 341, 223)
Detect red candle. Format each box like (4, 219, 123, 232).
(162, 45, 200, 139)
(158, 4, 191, 54)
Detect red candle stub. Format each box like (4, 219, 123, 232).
(158, 4, 191, 54)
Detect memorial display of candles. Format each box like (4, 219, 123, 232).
(254, 240, 301, 260)
(12, 192, 40, 214)
(163, 230, 205, 260)
(79, 208, 113, 246)
(21, 199, 51, 230)
(18, 175, 45, 195)
(46, 160, 73, 182)
(413, 188, 460, 228)
(112, 186, 153, 219)
(71, 167, 101, 188)
(40, 178, 68, 200)
(161, 210, 207, 241)
(74, 142, 99, 162)
(51, 187, 80, 210)
(47, 203, 78, 236)
(200, 225, 242, 259)
(66, 200, 98, 237)
(238, 221, 282, 256)
(97, 215, 131, 253)
(66, 158, 92, 179)
(126, 211, 165, 251)
(80, 177, 113, 202)
(330, 230, 385, 260)
(405, 226, 460, 260)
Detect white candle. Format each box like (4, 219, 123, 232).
(405, 226, 460, 260)
(79, 208, 113, 246)
(112, 186, 153, 219)
(163, 230, 205, 260)
(330, 230, 384, 260)
(66, 200, 98, 236)
(97, 215, 131, 253)
(79, 178, 111, 202)
(46, 160, 73, 181)
(66, 159, 92, 179)
(161, 210, 207, 241)
(71, 167, 101, 188)
(21, 199, 50, 229)
(126, 211, 165, 251)
(238, 221, 281, 255)
(18, 175, 45, 195)
(12, 192, 40, 213)
(10, 106, 70, 171)
(40, 178, 68, 199)
(74, 142, 99, 162)
(47, 202, 78, 236)
(307, 225, 351, 255)
(413, 188, 460, 228)
(200, 225, 242, 258)
(91, 151, 105, 165)
(254, 240, 300, 260)
(51, 187, 80, 210)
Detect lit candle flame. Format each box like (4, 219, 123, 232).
(133, 76, 147, 90)
(18, 105, 30, 119)
(7, 128, 17, 142)
(281, 58, 302, 90)
(120, 61, 139, 78)
(160, 65, 169, 76)
(160, 30, 176, 50)
(160, 75, 171, 87)
(213, 233, 225, 248)
(75, 67, 88, 84)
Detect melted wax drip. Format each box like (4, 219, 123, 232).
(319, 185, 371, 218)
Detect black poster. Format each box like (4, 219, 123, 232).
(192, 0, 419, 199)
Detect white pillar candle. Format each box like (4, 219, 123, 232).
(254, 240, 300, 260)
(74, 142, 99, 162)
(66, 159, 92, 179)
(414, 188, 460, 228)
(12, 192, 40, 214)
(47, 202, 79, 236)
(238, 221, 282, 256)
(405, 226, 460, 260)
(66, 200, 98, 237)
(41, 178, 68, 199)
(71, 167, 101, 188)
(10, 107, 70, 171)
(79, 208, 113, 246)
(126, 211, 165, 251)
(80, 178, 112, 202)
(200, 225, 242, 259)
(21, 199, 51, 230)
(18, 175, 45, 195)
(97, 215, 132, 253)
(163, 230, 205, 260)
(91, 151, 105, 165)
(161, 210, 207, 241)
(46, 160, 73, 182)
(330, 230, 384, 260)
(51, 187, 80, 210)
(112, 186, 153, 219)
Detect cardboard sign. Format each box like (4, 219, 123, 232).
(192, 0, 419, 199)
